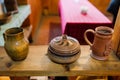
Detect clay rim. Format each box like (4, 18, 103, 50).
(5, 27, 23, 36)
(95, 26, 114, 35)
(48, 46, 81, 57)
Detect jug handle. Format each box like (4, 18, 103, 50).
(3, 33, 6, 41)
(84, 29, 95, 46)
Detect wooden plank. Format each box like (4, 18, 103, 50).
(0, 76, 10, 80)
(89, 0, 111, 15)
(17, 0, 28, 5)
(112, 8, 120, 57)
(0, 45, 120, 76)
(49, 0, 59, 15)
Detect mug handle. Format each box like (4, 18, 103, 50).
(84, 29, 95, 46)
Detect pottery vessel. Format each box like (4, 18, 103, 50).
(3, 27, 29, 61)
(4, 0, 18, 14)
(48, 35, 81, 64)
(84, 26, 113, 60)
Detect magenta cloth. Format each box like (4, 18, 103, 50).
(59, 0, 113, 45)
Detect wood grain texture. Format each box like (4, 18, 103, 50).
(0, 76, 10, 80)
(112, 8, 120, 55)
(0, 45, 120, 76)
(89, 0, 110, 15)
(49, 0, 59, 15)
(27, 0, 42, 38)
(17, 0, 28, 5)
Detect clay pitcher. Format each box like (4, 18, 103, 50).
(3, 27, 29, 61)
(84, 26, 113, 60)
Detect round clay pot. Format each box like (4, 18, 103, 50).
(47, 35, 81, 64)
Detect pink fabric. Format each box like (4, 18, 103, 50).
(59, 0, 113, 44)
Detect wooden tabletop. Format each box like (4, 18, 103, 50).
(0, 45, 120, 76)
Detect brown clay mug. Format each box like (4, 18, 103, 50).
(84, 26, 114, 60)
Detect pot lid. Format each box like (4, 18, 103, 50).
(48, 35, 80, 56)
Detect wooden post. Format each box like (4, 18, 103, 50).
(112, 7, 120, 58)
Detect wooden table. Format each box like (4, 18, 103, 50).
(0, 45, 120, 76)
(59, 0, 113, 44)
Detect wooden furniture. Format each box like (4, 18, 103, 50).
(89, 0, 111, 15)
(17, 0, 42, 41)
(42, 0, 59, 15)
(27, 0, 42, 37)
(0, 5, 32, 46)
(49, 0, 59, 15)
(59, 0, 113, 44)
(0, 45, 120, 76)
(112, 8, 120, 57)
(0, 0, 43, 79)
(41, 0, 111, 15)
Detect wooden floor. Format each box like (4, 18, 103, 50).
(32, 15, 61, 45)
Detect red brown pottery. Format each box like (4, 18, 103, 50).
(47, 34, 81, 64)
(84, 26, 114, 60)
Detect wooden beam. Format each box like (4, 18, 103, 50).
(0, 45, 120, 76)
(112, 7, 120, 58)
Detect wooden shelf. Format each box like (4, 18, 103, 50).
(0, 5, 31, 46)
(0, 45, 120, 76)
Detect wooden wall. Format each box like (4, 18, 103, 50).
(49, 0, 59, 15)
(89, 0, 111, 15)
(42, 0, 59, 15)
(27, 0, 42, 38)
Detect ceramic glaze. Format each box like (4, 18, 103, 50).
(3, 27, 29, 61)
(48, 35, 81, 64)
(84, 26, 114, 60)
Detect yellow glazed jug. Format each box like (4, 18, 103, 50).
(3, 27, 29, 61)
